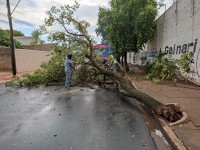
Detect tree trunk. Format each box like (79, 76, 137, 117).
(116, 56, 120, 64)
(124, 52, 129, 72)
(85, 54, 182, 122)
(121, 56, 124, 66)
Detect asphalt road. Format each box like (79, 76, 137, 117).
(0, 85, 158, 150)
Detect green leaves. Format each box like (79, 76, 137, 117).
(6, 53, 66, 87)
(142, 52, 194, 84)
(144, 56, 178, 84)
(0, 29, 23, 48)
(177, 52, 193, 73)
(97, 0, 157, 57)
(31, 2, 93, 55)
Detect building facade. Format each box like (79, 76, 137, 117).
(13, 36, 34, 45)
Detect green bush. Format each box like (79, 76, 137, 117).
(14, 40, 23, 48)
(140, 60, 154, 75)
(6, 51, 102, 87)
(145, 55, 177, 84)
(0, 29, 23, 48)
(6, 54, 65, 87)
(142, 52, 193, 84)
(177, 52, 193, 73)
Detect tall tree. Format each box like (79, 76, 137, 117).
(97, 0, 157, 71)
(32, 2, 182, 122)
(0, 29, 23, 48)
(1, 29, 24, 36)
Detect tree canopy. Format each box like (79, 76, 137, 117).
(1, 29, 24, 37)
(98, 0, 158, 50)
(96, 0, 158, 71)
(0, 29, 24, 48)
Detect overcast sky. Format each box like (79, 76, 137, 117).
(0, 0, 173, 43)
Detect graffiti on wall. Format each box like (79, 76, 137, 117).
(141, 50, 158, 58)
(160, 39, 200, 84)
(164, 39, 198, 55)
(145, 0, 200, 84)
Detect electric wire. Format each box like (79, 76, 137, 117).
(11, 0, 21, 14)
(0, 12, 37, 29)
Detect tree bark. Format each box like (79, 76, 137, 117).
(116, 56, 120, 64)
(121, 56, 124, 66)
(124, 52, 129, 72)
(86, 54, 162, 110)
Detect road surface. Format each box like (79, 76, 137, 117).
(0, 85, 162, 150)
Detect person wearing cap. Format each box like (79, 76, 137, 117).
(65, 54, 73, 89)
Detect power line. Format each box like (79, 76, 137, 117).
(0, 12, 37, 29)
(11, 0, 21, 14)
(0, 1, 37, 29)
(15, 20, 37, 29)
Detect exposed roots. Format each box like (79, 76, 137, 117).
(155, 104, 183, 122)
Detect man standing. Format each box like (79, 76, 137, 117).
(65, 54, 73, 89)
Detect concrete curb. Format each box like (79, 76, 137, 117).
(156, 103, 188, 149)
(128, 77, 188, 150)
(169, 112, 189, 127)
(159, 119, 187, 150)
(165, 103, 190, 127)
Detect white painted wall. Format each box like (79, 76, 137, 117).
(127, 52, 142, 65)
(136, 0, 200, 84)
(15, 49, 51, 72)
(14, 36, 33, 45)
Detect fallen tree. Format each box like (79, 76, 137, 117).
(11, 2, 182, 122)
(85, 53, 182, 122)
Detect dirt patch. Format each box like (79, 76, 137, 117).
(0, 71, 35, 83)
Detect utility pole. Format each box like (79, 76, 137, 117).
(6, 0, 17, 75)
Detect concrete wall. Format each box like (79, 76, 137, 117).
(149, 0, 200, 54)
(0, 47, 12, 70)
(127, 52, 142, 65)
(15, 49, 51, 72)
(22, 44, 55, 51)
(141, 0, 200, 84)
(0, 47, 51, 72)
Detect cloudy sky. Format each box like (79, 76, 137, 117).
(0, 0, 173, 43)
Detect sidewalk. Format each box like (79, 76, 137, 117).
(128, 65, 200, 150)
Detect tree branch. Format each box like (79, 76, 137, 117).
(55, 17, 85, 37)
